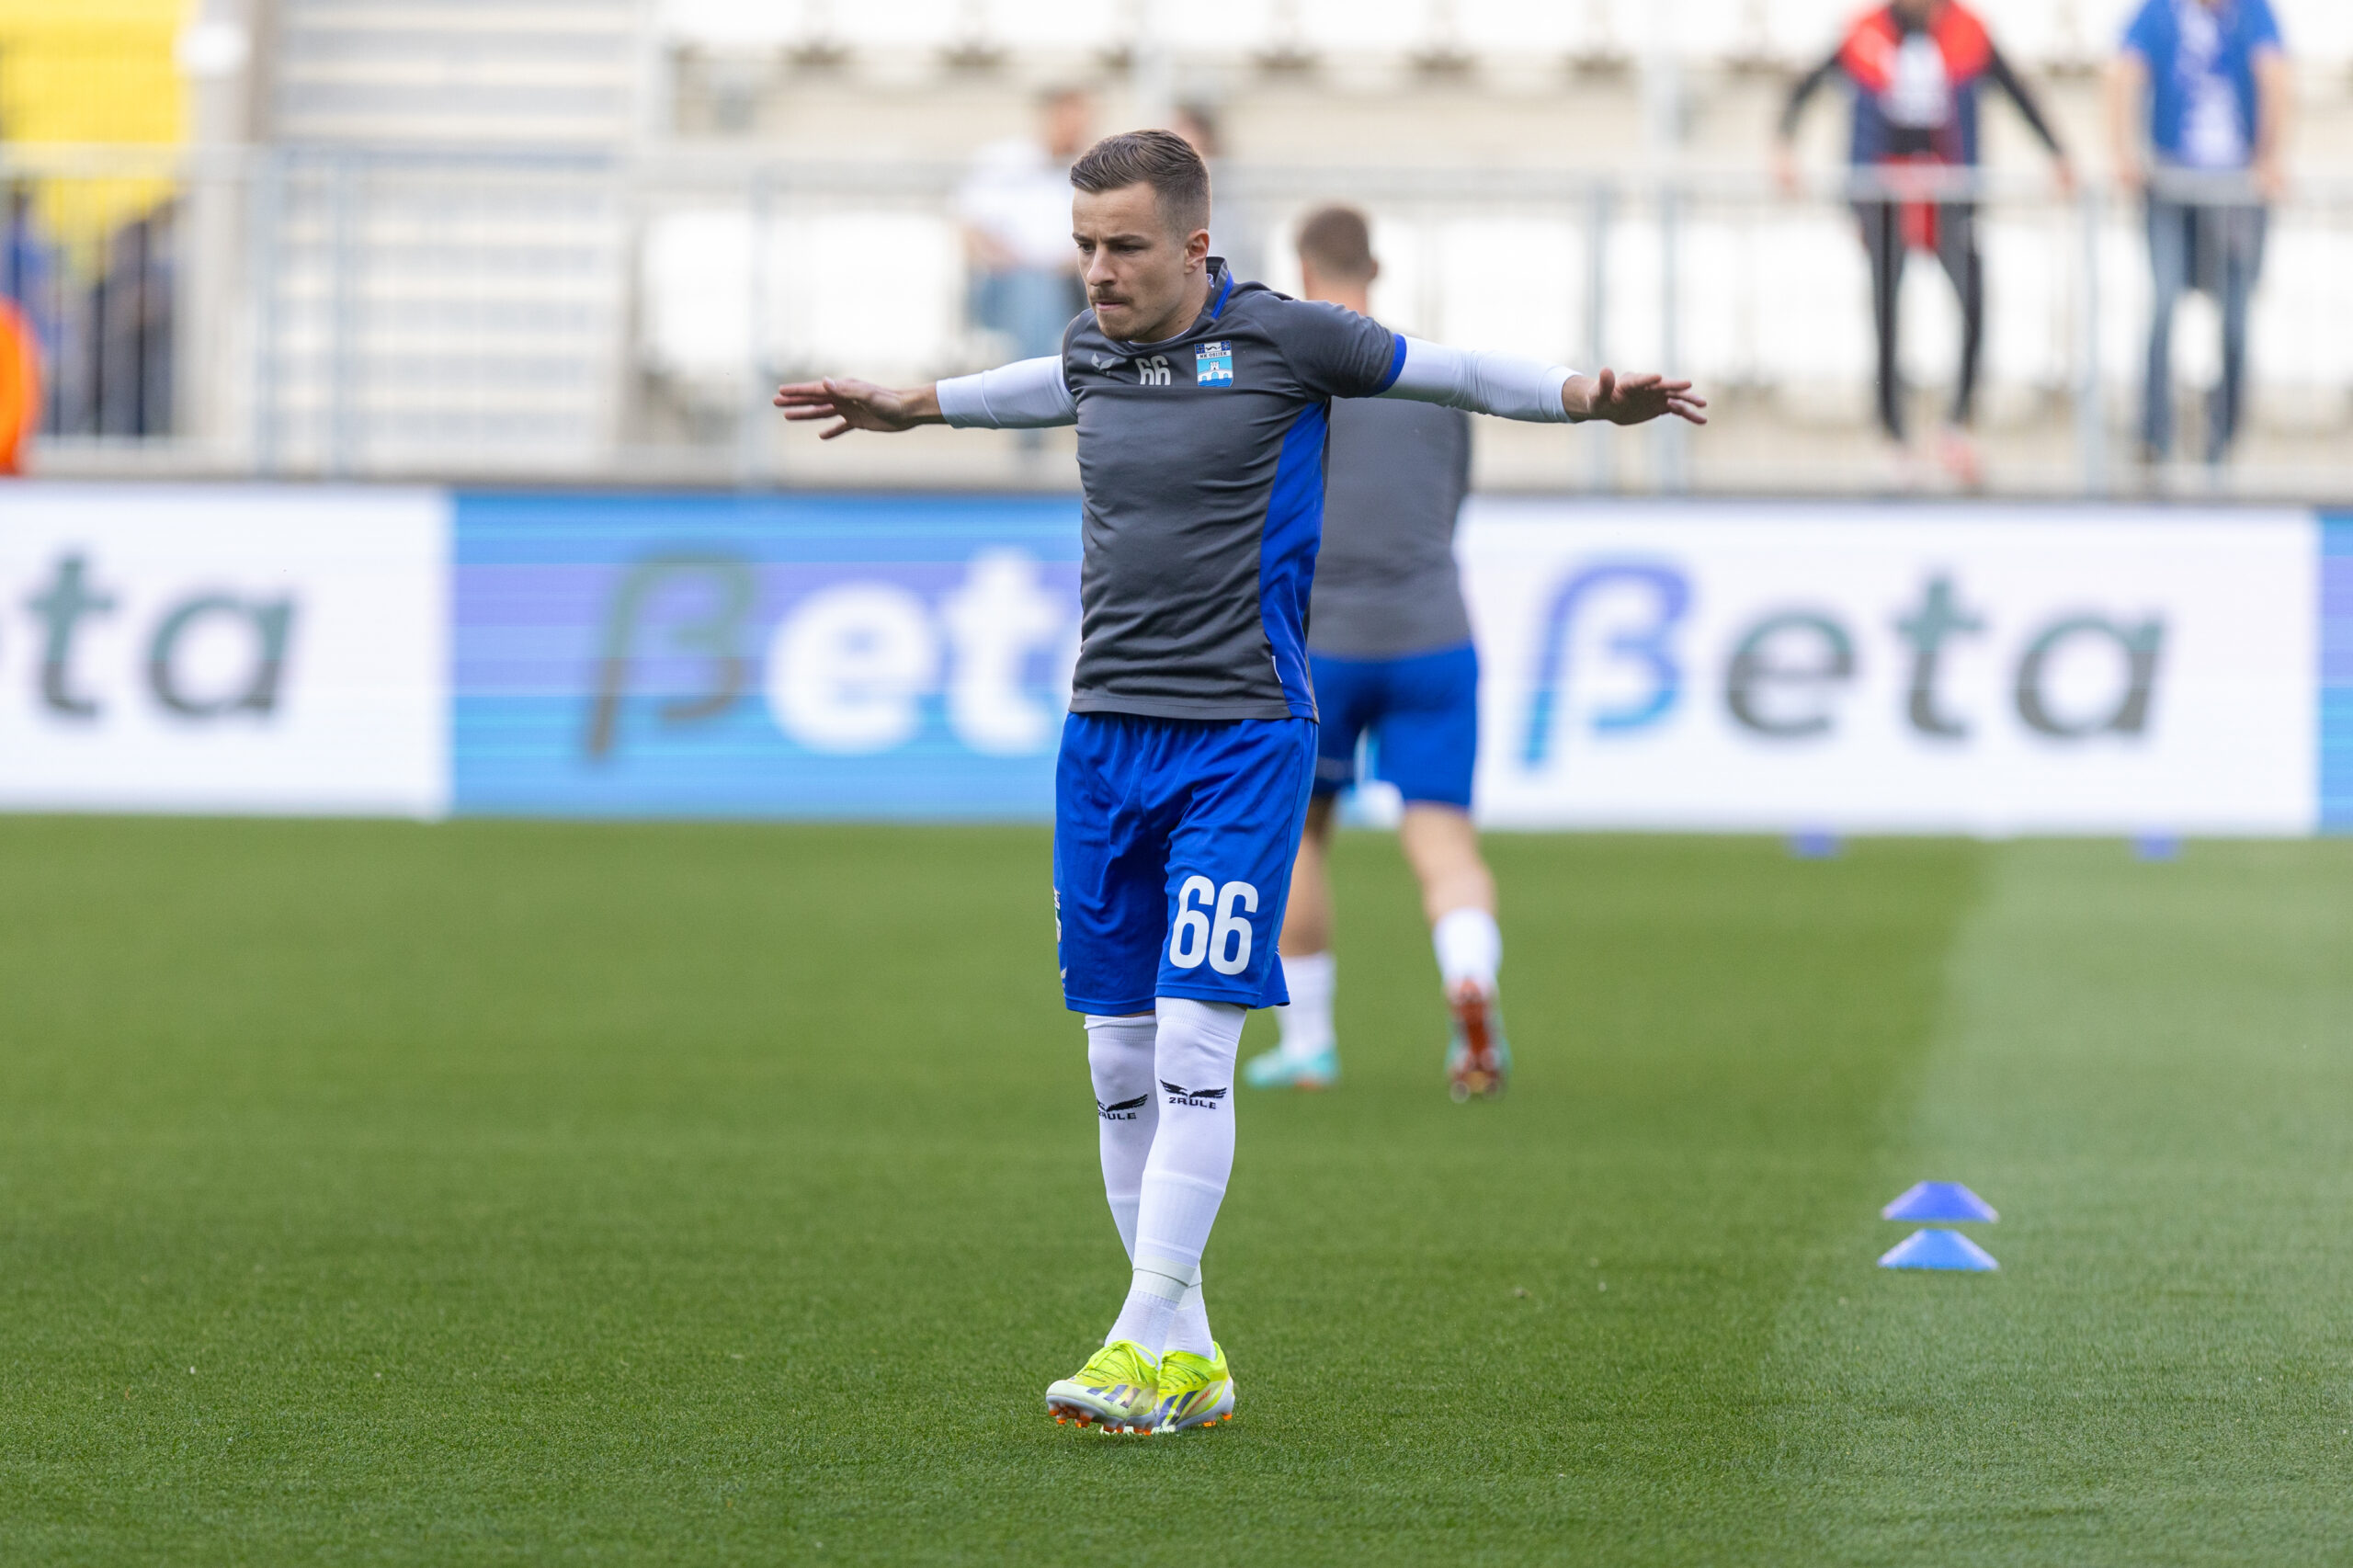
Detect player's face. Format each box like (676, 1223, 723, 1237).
(1073, 183, 1210, 344)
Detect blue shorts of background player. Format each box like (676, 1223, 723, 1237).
(1054, 713, 1318, 1017)
(1307, 642, 1478, 808)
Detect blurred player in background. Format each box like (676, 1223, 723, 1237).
(777, 131, 1700, 1438)
(1244, 206, 1505, 1102)
(2109, 0, 2291, 466)
(1776, 0, 2073, 487)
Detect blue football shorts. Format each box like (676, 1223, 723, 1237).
(1308, 641, 1480, 809)
(1053, 712, 1317, 1016)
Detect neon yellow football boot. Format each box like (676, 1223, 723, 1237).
(1045, 1340, 1161, 1434)
(1150, 1343, 1236, 1432)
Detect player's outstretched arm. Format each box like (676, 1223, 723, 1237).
(772, 378, 942, 439)
(777, 357, 1077, 437)
(1565, 369, 1708, 427)
(1377, 336, 1704, 427)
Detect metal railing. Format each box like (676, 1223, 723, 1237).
(5, 143, 2350, 497)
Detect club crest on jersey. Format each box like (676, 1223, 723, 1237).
(1195, 342, 1234, 387)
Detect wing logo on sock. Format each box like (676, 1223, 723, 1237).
(1096, 1093, 1150, 1120)
(1160, 1080, 1229, 1108)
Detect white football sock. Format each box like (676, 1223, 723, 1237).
(1106, 1254, 1193, 1353)
(1165, 1278, 1215, 1360)
(1084, 1013, 1158, 1257)
(1106, 997, 1245, 1355)
(1433, 906, 1502, 993)
(1272, 950, 1336, 1059)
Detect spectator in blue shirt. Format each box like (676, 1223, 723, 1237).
(2109, 0, 2293, 464)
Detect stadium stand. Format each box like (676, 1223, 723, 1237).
(639, 0, 2353, 493)
(2, 0, 2347, 490)
(269, 0, 644, 146)
(245, 0, 642, 473)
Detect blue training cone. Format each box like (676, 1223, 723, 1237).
(1788, 830, 1840, 859)
(1879, 1228, 1998, 1271)
(1881, 1181, 1997, 1222)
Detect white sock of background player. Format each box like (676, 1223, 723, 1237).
(1105, 998, 1243, 1358)
(1433, 906, 1502, 996)
(1272, 950, 1336, 1061)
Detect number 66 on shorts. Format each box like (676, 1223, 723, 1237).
(1169, 878, 1257, 974)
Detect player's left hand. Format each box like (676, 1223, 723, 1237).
(1569, 369, 1708, 426)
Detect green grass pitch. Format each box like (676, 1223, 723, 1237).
(1, 818, 2348, 1564)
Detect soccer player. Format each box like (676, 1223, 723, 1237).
(1241, 205, 1504, 1100)
(774, 131, 1701, 1437)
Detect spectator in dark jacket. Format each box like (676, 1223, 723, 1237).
(1777, 0, 2073, 485)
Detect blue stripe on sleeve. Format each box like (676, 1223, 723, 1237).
(1374, 333, 1407, 394)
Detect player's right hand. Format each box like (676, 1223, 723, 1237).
(1574, 369, 1707, 427)
(772, 377, 934, 438)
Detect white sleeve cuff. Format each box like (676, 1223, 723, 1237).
(1379, 336, 1578, 424)
(937, 357, 1077, 429)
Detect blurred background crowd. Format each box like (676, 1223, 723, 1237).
(2, 0, 2347, 496)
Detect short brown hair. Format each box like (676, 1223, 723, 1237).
(1295, 205, 1375, 282)
(1069, 130, 1211, 236)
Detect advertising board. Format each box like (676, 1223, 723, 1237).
(2, 484, 2338, 835)
(0, 483, 448, 815)
(453, 492, 1081, 817)
(1461, 501, 2319, 835)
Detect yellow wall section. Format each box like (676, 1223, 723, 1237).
(0, 0, 190, 263)
(0, 0, 189, 145)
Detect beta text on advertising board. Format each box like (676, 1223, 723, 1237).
(453, 493, 1081, 817)
(0, 484, 448, 815)
(1462, 501, 2318, 835)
